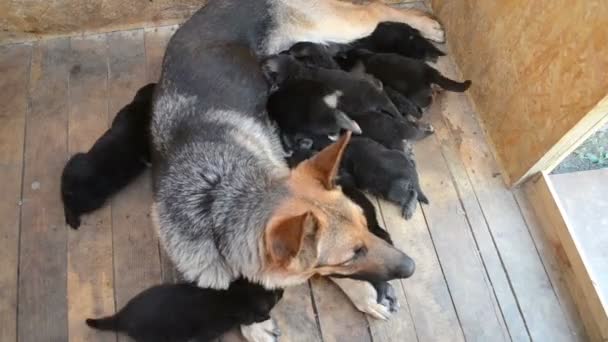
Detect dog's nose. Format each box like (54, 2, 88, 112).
(393, 257, 415, 279)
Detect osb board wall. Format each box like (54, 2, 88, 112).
(0, 0, 422, 44)
(431, 0, 608, 185)
(0, 0, 206, 43)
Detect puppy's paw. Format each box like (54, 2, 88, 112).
(374, 281, 400, 313)
(400, 197, 418, 220)
(331, 278, 394, 320)
(241, 319, 280, 342)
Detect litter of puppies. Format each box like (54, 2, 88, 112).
(60, 2, 469, 340)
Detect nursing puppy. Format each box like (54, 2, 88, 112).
(267, 79, 361, 138)
(341, 137, 428, 220)
(343, 49, 471, 109)
(285, 42, 342, 70)
(152, 0, 443, 339)
(351, 21, 445, 61)
(61, 83, 155, 229)
(354, 111, 434, 150)
(262, 54, 401, 118)
(86, 279, 283, 342)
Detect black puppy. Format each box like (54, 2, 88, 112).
(285, 42, 342, 69)
(354, 111, 434, 150)
(86, 279, 283, 342)
(267, 79, 361, 140)
(351, 22, 445, 61)
(340, 137, 428, 219)
(262, 54, 401, 118)
(61, 83, 155, 229)
(343, 49, 471, 109)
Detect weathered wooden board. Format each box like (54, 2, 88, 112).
(18, 38, 70, 342)
(430, 88, 530, 341)
(311, 277, 373, 342)
(273, 283, 323, 342)
(431, 57, 577, 341)
(66, 34, 116, 342)
(0, 43, 31, 342)
(368, 197, 418, 342)
(378, 201, 465, 342)
(415, 100, 510, 341)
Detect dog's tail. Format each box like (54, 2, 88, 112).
(85, 316, 121, 332)
(430, 70, 471, 92)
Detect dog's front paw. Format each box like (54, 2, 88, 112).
(331, 278, 395, 320)
(241, 319, 281, 342)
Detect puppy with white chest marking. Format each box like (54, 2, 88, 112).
(262, 53, 401, 118)
(150, 1, 444, 340)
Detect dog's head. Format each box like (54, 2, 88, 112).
(262, 132, 415, 287)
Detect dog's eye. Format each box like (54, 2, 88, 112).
(354, 246, 367, 257)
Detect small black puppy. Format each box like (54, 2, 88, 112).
(343, 49, 471, 109)
(351, 22, 446, 61)
(285, 42, 342, 69)
(383, 86, 424, 120)
(261, 54, 401, 118)
(61, 83, 155, 229)
(267, 79, 361, 138)
(340, 137, 428, 219)
(86, 279, 283, 342)
(353, 111, 434, 150)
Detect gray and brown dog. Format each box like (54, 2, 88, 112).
(150, 1, 443, 340)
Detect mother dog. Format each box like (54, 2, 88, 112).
(151, 0, 443, 340)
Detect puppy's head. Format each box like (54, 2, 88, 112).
(373, 22, 445, 62)
(262, 132, 415, 287)
(287, 42, 341, 70)
(261, 54, 302, 89)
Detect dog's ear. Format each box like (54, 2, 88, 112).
(307, 131, 351, 189)
(266, 211, 319, 265)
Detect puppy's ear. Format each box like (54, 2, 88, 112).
(261, 55, 287, 86)
(307, 131, 351, 189)
(266, 211, 319, 266)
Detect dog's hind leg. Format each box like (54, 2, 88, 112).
(293, 0, 444, 45)
(330, 277, 398, 320)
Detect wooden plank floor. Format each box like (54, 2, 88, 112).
(0, 26, 588, 342)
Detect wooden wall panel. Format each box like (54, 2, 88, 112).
(431, 0, 608, 185)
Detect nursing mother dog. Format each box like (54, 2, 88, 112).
(150, 0, 444, 340)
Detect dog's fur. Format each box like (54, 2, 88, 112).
(86, 279, 283, 342)
(61, 83, 155, 229)
(341, 137, 428, 219)
(262, 54, 400, 118)
(350, 21, 445, 61)
(343, 49, 471, 109)
(151, 0, 443, 336)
